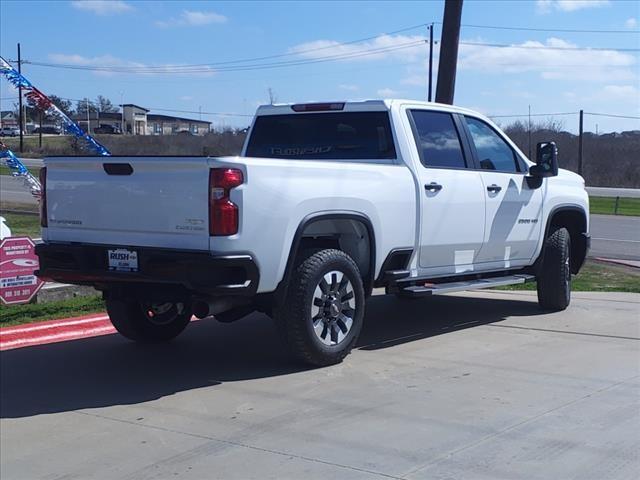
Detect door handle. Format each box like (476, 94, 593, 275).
(425, 182, 443, 192)
(487, 184, 502, 193)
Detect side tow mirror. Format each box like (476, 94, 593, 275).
(527, 141, 558, 188)
(530, 141, 558, 178)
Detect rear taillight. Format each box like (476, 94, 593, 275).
(209, 168, 243, 236)
(39, 167, 47, 227)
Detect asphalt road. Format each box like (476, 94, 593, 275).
(587, 186, 640, 198)
(1, 290, 638, 479)
(590, 214, 640, 261)
(0, 175, 37, 205)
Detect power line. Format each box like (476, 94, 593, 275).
(22, 22, 429, 72)
(24, 40, 427, 74)
(460, 41, 640, 52)
(489, 112, 578, 118)
(452, 22, 640, 34)
(584, 112, 640, 120)
(23, 40, 638, 75)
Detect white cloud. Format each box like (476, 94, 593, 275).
(537, 0, 609, 13)
(179, 95, 194, 101)
(290, 34, 426, 63)
(70, 0, 133, 15)
(48, 53, 215, 77)
(156, 10, 227, 28)
(377, 88, 401, 97)
(459, 37, 636, 82)
(601, 85, 638, 98)
(625, 17, 638, 29)
(338, 84, 359, 91)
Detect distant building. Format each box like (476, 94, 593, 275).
(0, 110, 18, 128)
(71, 104, 211, 136)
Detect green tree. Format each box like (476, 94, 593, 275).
(96, 95, 117, 113)
(76, 98, 98, 116)
(48, 95, 74, 116)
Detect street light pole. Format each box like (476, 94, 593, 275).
(17, 43, 24, 152)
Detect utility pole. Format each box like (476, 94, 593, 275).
(119, 91, 124, 134)
(17, 43, 24, 152)
(528, 104, 532, 160)
(38, 110, 43, 148)
(86, 98, 90, 133)
(428, 23, 434, 102)
(578, 109, 584, 176)
(435, 0, 463, 105)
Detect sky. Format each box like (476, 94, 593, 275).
(1, 0, 639, 132)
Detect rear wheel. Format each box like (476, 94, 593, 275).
(537, 227, 571, 311)
(106, 298, 191, 342)
(274, 249, 365, 367)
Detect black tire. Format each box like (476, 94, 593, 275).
(537, 227, 571, 311)
(274, 249, 365, 367)
(106, 298, 191, 342)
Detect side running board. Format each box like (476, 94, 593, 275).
(399, 274, 535, 297)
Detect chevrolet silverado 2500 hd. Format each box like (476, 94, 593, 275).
(36, 100, 590, 366)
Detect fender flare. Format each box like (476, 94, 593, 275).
(536, 204, 589, 273)
(275, 211, 377, 300)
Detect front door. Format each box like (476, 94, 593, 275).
(406, 109, 486, 276)
(463, 116, 543, 268)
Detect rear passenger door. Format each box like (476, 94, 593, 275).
(463, 116, 543, 268)
(407, 109, 486, 276)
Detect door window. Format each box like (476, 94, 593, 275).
(409, 110, 467, 169)
(465, 117, 520, 172)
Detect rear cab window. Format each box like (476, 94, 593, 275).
(245, 112, 396, 161)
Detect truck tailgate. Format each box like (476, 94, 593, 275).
(43, 157, 212, 250)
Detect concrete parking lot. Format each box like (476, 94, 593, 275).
(1, 290, 638, 479)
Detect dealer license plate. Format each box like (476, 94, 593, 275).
(108, 249, 139, 272)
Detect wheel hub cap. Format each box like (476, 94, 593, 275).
(311, 271, 356, 346)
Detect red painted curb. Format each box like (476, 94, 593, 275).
(1, 313, 113, 351)
(0, 313, 201, 351)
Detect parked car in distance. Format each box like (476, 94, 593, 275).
(176, 130, 194, 136)
(33, 126, 62, 135)
(0, 126, 21, 137)
(36, 100, 590, 367)
(94, 124, 121, 134)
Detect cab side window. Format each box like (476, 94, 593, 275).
(465, 117, 520, 173)
(409, 110, 467, 169)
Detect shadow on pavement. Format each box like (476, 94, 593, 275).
(1, 293, 543, 418)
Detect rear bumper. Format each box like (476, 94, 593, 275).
(35, 243, 259, 296)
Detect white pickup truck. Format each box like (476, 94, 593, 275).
(36, 100, 590, 365)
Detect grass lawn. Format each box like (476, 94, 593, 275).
(1, 135, 72, 157)
(0, 165, 42, 177)
(0, 212, 40, 238)
(590, 196, 640, 216)
(0, 295, 105, 328)
(500, 260, 640, 293)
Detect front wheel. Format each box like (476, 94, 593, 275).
(106, 298, 191, 342)
(537, 227, 571, 311)
(275, 249, 365, 367)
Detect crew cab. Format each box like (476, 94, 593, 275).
(36, 100, 590, 366)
